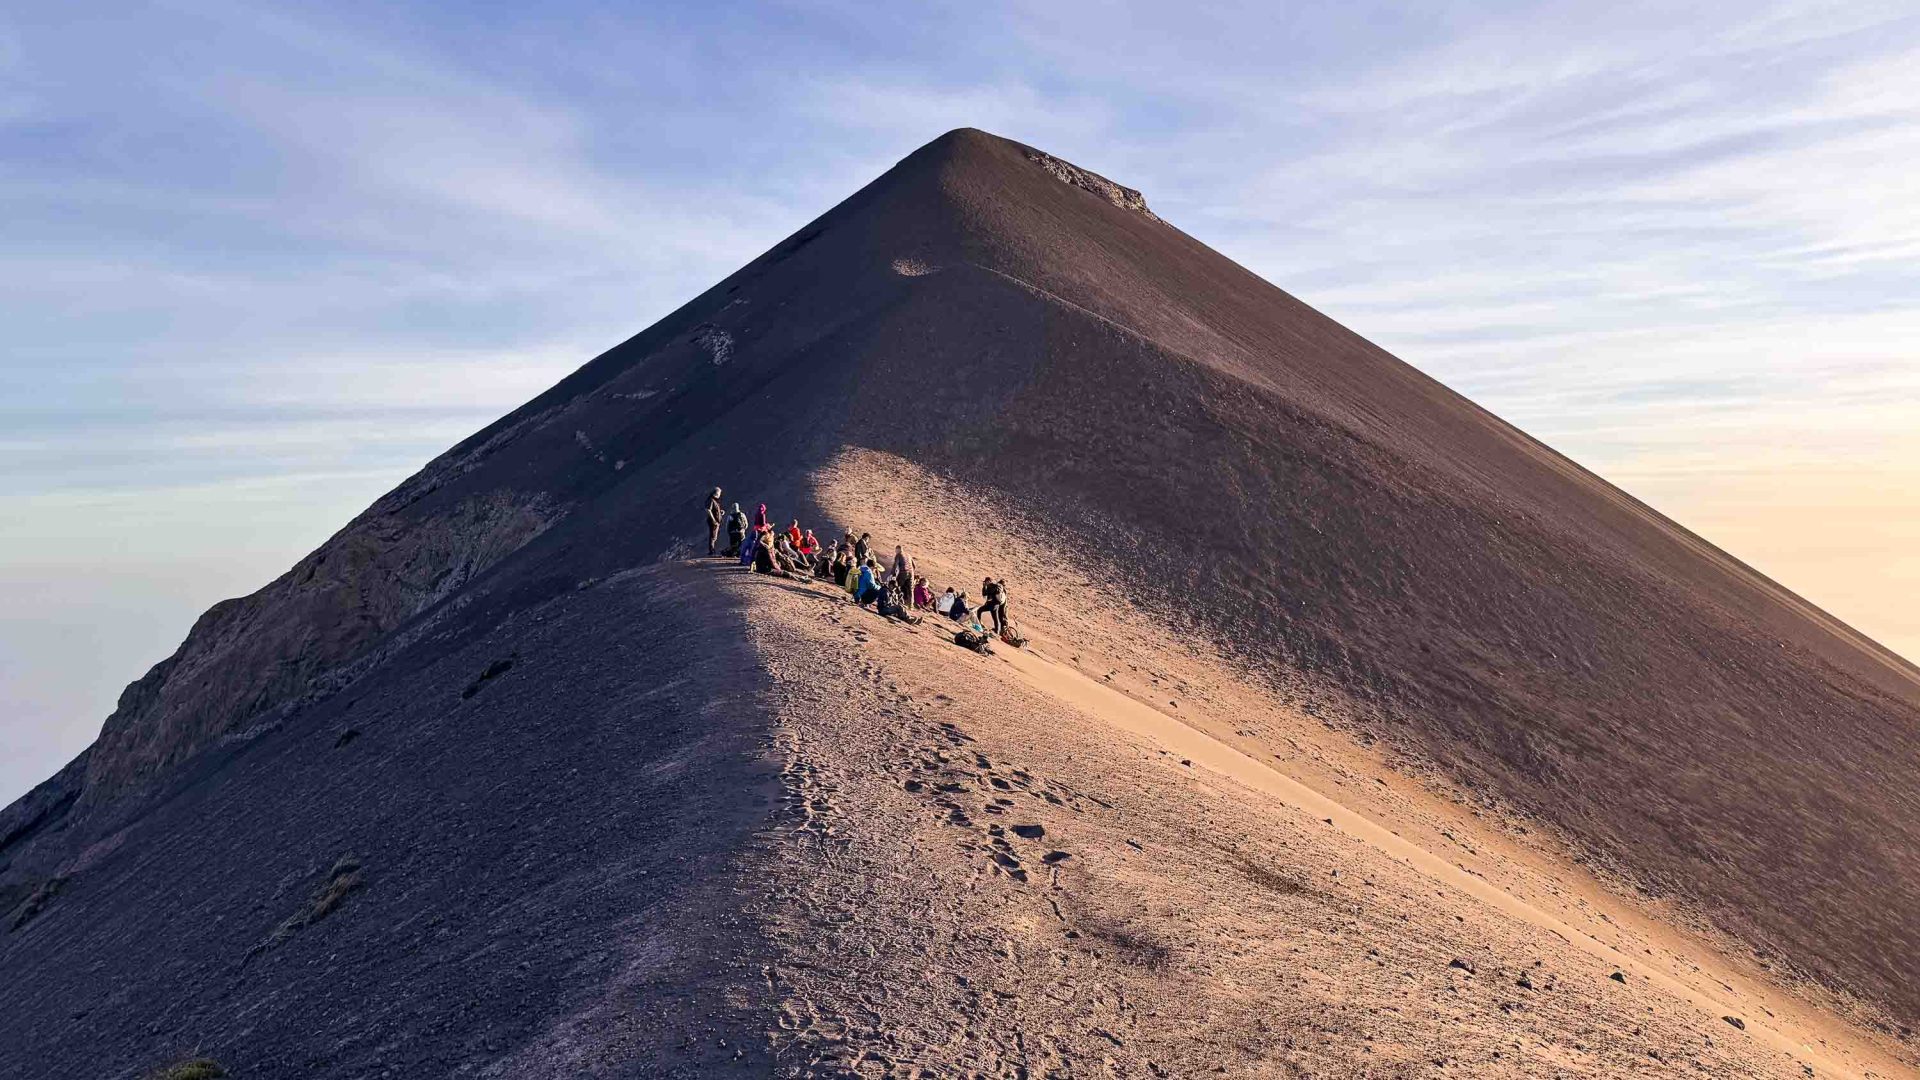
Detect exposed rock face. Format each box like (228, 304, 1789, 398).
(1022, 147, 1159, 219)
(80, 490, 559, 802)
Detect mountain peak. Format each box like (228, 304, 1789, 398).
(5, 128, 1918, 1077)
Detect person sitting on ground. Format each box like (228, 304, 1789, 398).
(725, 503, 748, 556)
(752, 535, 785, 577)
(801, 529, 820, 556)
(978, 577, 1008, 633)
(854, 560, 881, 607)
(936, 586, 956, 615)
(738, 526, 761, 567)
(775, 534, 802, 571)
(877, 580, 922, 624)
(787, 520, 804, 551)
(948, 590, 972, 622)
(913, 576, 933, 610)
(754, 503, 770, 532)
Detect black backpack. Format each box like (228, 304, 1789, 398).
(953, 629, 994, 654)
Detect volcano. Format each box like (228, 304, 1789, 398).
(4, 129, 1917, 1078)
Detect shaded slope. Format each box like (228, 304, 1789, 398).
(4, 125, 1917, 1063)
(2, 566, 783, 1078)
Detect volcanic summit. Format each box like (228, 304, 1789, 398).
(3, 129, 1917, 1078)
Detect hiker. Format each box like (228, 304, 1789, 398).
(725, 503, 748, 556)
(889, 546, 914, 597)
(936, 586, 956, 615)
(705, 488, 724, 556)
(877, 581, 922, 624)
(753, 536, 790, 577)
(775, 534, 803, 569)
(787, 520, 804, 551)
(978, 577, 1009, 633)
(913, 576, 933, 610)
(738, 527, 761, 567)
(813, 547, 835, 579)
(948, 590, 972, 622)
(754, 503, 770, 532)
(854, 561, 881, 607)
(801, 529, 820, 556)
(854, 532, 872, 564)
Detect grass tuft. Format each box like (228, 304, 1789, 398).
(150, 1058, 226, 1080)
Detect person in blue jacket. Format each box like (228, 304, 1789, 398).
(854, 560, 881, 607)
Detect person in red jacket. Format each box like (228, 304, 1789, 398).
(787, 520, 804, 551)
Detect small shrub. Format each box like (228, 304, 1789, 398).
(151, 1058, 226, 1080)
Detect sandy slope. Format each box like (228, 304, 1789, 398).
(716, 561, 1902, 1076)
(758, 448, 1917, 1077)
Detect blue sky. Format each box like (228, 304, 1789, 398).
(5, 0, 1919, 802)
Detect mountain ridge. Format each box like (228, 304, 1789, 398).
(3, 127, 1916, 1076)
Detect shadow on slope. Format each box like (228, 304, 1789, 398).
(0, 566, 782, 1079)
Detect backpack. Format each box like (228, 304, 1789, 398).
(954, 629, 995, 654)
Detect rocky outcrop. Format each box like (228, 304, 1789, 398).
(79, 489, 559, 802)
(1022, 148, 1158, 220)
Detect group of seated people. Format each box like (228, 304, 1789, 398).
(728, 509, 1014, 635)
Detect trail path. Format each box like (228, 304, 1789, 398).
(997, 641, 1904, 1079)
(720, 560, 1914, 1078)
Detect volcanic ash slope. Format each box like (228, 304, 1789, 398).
(3, 127, 1919, 1078)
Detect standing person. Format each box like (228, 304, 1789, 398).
(705, 488, 725, 556)
(854, 532, 872, 565)
(754, 503, 770, 532)
(890, 546, 914, 598)
(979, 578, 1008, 633)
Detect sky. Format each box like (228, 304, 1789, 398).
(4, 0, 1918, 804)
